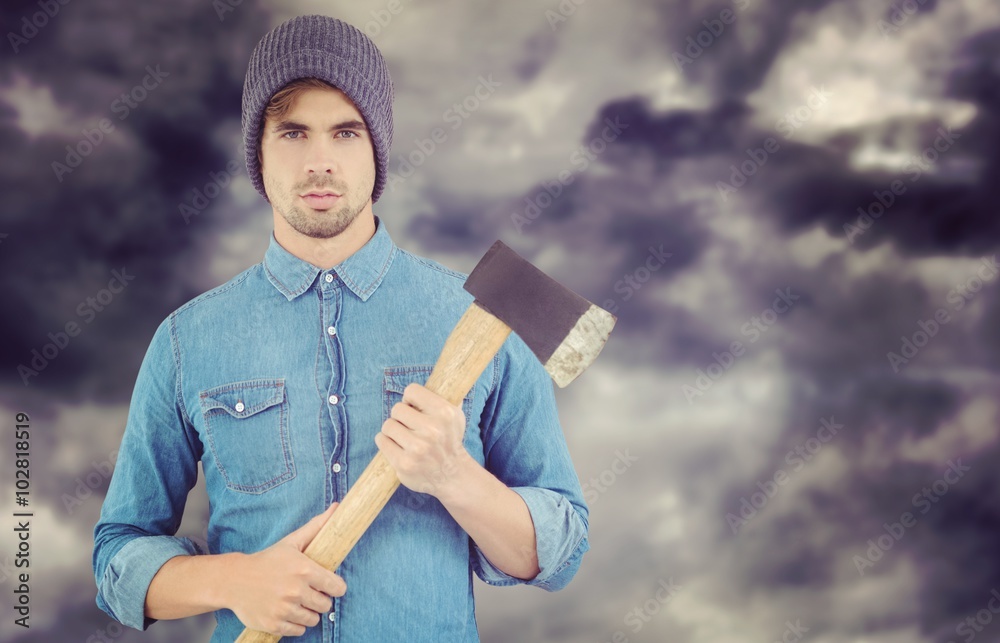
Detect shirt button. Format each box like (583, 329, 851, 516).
(234, 401, 245, 413)
(328, 611, 336, 621)
(329, 394, 339, 405)
(327, 326, 337, 336)
(332, 463, 342, 473)
(325, 274, 334, 283)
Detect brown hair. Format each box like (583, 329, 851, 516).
(257, 77, 337, 164)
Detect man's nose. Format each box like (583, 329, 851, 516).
(303, 138, 341, 176)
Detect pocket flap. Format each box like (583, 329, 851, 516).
(384, 365, 434, 395)
(384, 366, 473, 401)
(200, 379, 285, 418)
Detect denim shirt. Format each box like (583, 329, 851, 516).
(92, 215, 590, 642)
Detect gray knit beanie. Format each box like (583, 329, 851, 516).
(242, 14, 394, 204)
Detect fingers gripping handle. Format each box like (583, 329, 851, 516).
(234, 454, 402, 643)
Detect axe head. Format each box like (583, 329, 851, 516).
(463, 240, 617, 388)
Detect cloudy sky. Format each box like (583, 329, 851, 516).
(3, 0, 1000, 641)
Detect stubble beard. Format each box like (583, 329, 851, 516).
(282, 196, 360, 239)
(267, 173, 362, 239)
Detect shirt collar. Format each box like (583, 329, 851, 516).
(263, 215, 397, 302)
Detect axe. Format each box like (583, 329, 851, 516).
(237, 240, 616, 642)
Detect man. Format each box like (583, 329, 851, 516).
(93, 14, 589, 642)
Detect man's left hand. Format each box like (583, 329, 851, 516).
(374, 383, 470, 498)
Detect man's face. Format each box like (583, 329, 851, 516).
(259, 85, 375, 239)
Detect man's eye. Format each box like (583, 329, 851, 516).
(281, 131, 303, 140)
(337, 131, 359, 139)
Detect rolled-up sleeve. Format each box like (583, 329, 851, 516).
(92, 314, 204, 630)
(471, 333, 590, 592)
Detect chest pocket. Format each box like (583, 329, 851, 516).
(199, 378, 295, 494)
(383, 365, 476, 438)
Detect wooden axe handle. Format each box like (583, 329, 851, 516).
(236, 302, 511, 643)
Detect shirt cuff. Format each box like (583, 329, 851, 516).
(96, 535, 204, 630)
(471, 486, 589, 591)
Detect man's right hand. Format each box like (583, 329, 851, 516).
(227, 502, 346, 637)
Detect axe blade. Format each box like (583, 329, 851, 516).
(463, 240, 617, 387)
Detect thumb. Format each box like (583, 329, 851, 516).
(280, 502, 339, 551)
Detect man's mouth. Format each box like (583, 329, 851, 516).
(300, 191, 341, 209)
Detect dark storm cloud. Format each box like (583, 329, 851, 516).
(705, 242, 998, 635)
(490, 9, 1000, 379)
(406, 94, 714, 346)
(912, 460, 1000, 638)
(614, 8, 1000, 633)
(757, 25, 1000, 257)
(650, 0, 1000, 259)
(592, 96, 751, 160)
(696, 234, 1000, 639)
(660, 0, 838, 99)
(0, 0, 272, 402)
(758, 119, 997, 257)
(722, 442, 1000, 640)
